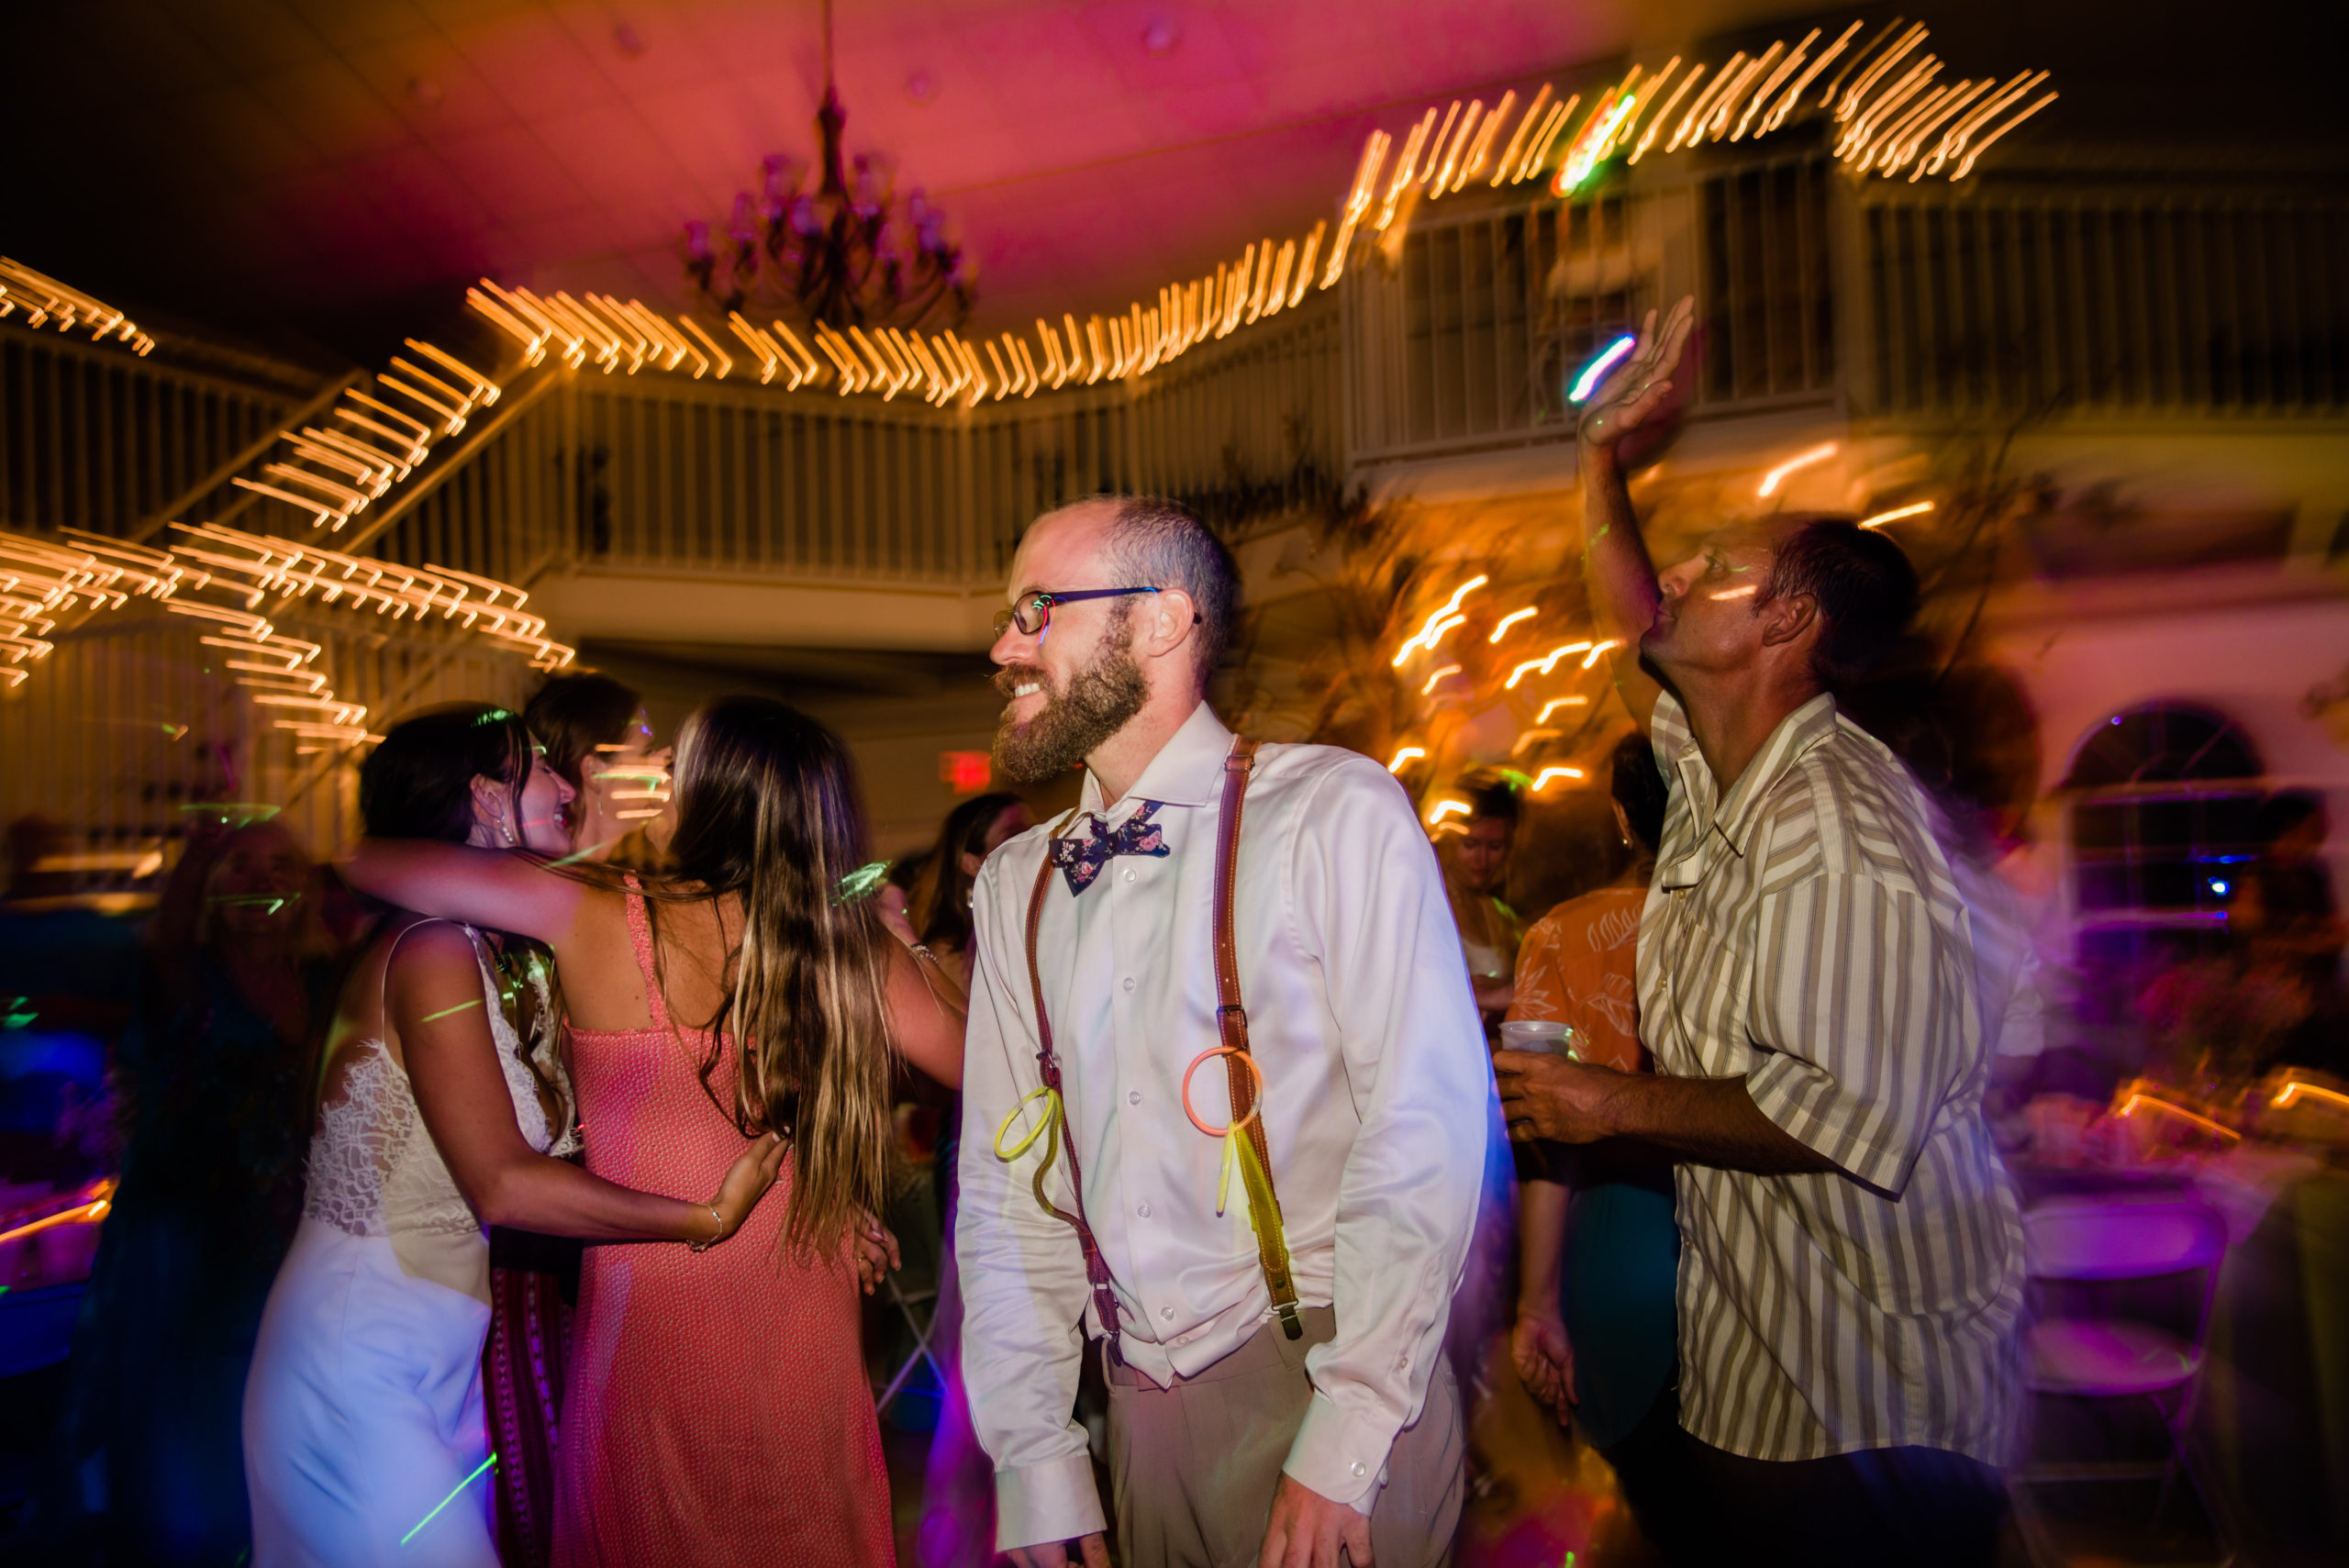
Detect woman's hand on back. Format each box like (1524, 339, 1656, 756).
(850, 1210, 899, 1295)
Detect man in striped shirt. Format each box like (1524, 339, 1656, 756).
(1495, 298, 2023, 1567)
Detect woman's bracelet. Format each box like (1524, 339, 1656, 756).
(687, 1202, 725, 1252)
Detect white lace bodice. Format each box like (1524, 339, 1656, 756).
(304, 925, 577, 1242)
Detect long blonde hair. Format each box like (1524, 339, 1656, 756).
(652, 697, 894, 1247)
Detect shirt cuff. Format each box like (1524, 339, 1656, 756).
(994, 1451, 1106, 1553)
(1282, 1387, 1390, 1512)
(1746, 1049, 1918, 1195)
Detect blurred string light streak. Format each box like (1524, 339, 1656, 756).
(0, 259, 152, 355)
(1860, 501, 1935, 528)
(1506, 641, 1595, 689)
(1427, 798, 1473, 825)
(1531, 767, 1586, 791)
(2116, 1091, 2242, 1143)
(3, 519, 569, 751)
(0, 1179, 115, 1248)
(1386, 746, 1427, 773)
(440, 22, 2045, 415)
(2273, 1079, 2349, 1113)
(1758, 442, 1839, 497)
(1488, 608, 1537, 641)
(1420, 663, 1464, 695)
(1568, 335, 1637, 403)
(1391, 576, 1489, 664)
(1535, 697, 1590, 722)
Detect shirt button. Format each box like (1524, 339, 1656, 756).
(1123, 867, 1137, 883)
(1351, 1461, 1367, 1478)
(1160, 1307, 1175, 1321)
(1128, 1090, 1141, 1105)
(1136, 1202, 1152, 1218)
(1122, 976, 1136, 993)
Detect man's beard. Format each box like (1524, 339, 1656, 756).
(993, 619, 1148, 784)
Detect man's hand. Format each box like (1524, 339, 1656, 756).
(1492, 1050, 1633, 1144)
(1008, 1534, 1109, 1568)
(1576, 296, 1696, 456)
(1511, 1305, 1577, 1420)
(1261, 1472, 1373, 1568)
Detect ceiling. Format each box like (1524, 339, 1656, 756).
(6, 1, 2342, 361)
(0, 0, 1822, 353)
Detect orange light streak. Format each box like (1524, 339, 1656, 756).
(1531, 767, 1586, 791)
(1489, 608, 1536, 641)
(1757, 441, 1838, 497)
(1420, 663, 1463, 695)
(1505, 640, 1595, 689)
(2115, 1092, 2242, 1143)
(1488, 85, 1552, 186)
(1387, 746, 1426, 773)
(1535, 697, 1590, 723)
(1392, 575, 1489, 664)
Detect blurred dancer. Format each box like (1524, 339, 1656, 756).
(341, 697, 963, 1568)
(1442, 777, 1524, 1026)
(1496, 299, 2021, 1568)
(60, 817, 330, 1565)
(525, 673, 672, 865)
(1505, 735, 1682, 1547)
(244, 707, 787, 1567)
(959, 497, 1487, 1568)
(902, 791, 1030, 1568)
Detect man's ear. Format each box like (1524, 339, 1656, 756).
(1141, 587, 1200, 662)
(1757, 589, 1819, 652)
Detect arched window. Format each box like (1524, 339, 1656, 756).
(2064, 702, 2265, 983)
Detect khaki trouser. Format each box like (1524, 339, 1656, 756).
(1106, 1307, 1463, 1568)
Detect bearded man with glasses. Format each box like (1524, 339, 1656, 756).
(958, 495, 1491, 1568)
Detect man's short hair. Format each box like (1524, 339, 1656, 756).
(1097, 495, 1240, 689)
(1759, 517, 1920, 693)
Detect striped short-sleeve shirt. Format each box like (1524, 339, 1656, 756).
(1640, 690, 2023, 1464)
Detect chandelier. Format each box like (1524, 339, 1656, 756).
(685, 0, 970, 332)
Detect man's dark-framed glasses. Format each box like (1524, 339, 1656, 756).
(993, 586, 1164, 639)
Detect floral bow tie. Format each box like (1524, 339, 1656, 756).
(1049, 803, 1171, 894)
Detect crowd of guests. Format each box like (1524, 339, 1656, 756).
(4, 292, 2341, 1568)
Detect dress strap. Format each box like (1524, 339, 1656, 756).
(619, 872, 671, 1032)
(379, 917, 460, 1028)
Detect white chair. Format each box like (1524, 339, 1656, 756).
(2012, 1195, 2232, 1563)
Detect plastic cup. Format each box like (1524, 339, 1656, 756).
(1499, 1020, 1578, 1059)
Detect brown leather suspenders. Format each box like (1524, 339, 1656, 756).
(1019, 736, 1304, 1358)
(1211, 740, 1305, 1338)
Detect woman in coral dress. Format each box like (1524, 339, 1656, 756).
(344, 697, 964, 1566)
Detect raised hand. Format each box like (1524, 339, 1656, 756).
(1576, 295, 1696, 454)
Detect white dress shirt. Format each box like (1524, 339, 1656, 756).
(957, 701, 1491, 1551)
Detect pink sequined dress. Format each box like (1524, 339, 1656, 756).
(551, 886, 893, 1567)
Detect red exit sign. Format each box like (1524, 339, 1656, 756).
(940, 751, 992, 795)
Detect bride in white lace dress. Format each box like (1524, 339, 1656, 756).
(243, 706, 788, 1567)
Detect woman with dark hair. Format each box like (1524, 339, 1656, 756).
(339, 696, 964, 1567)
(243, 706, 789, 1566)
(1500, 733, 1685, 1552)
(907, 791, 1031, 986)
(523, 673, 669, 864)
